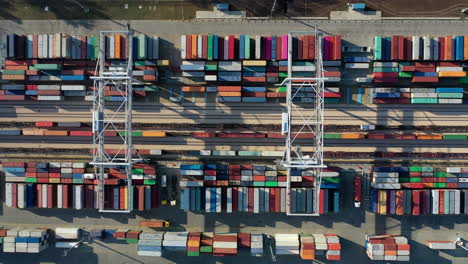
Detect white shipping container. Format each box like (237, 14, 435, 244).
(42, 184, 47, 208)
(38, 96, 64, 101)
(38, 34, 43, 58)
(265, 188, 270, 213)
(253, 188, 259, 213)
(48, 34, 53, 59)
(427, 241, 456, 250)
(436, 67, 463, 72)
(438, 99, 463, 104)
(216, 188, 221, 212)
(74, 185, 82, 210)
(423, 36, 431, 61)
(17, 184, 25, 208)
(205, 188, 211, 212)
(197, 35, 202, 59)
(57, 184, 63, 209)
(94, 185, 99, 209)
(42, 34, 48, 58)
(55, 227, 79, 239)
(374, 62, 398, 67)
(5, 183, 12, 207)
(432, 190, 439, 214)
(345, 63, 369, 69)
(411, 93, 438, 98)
(226, 188, 233, 213)
(55, 241, 80, 248)
(447, 167, 461, 173)
(373, 172, 399, 178)
(213, 241, 237, 248)
(224, 37, 229, 60)
(371, 183, 401, 189)
(433, 37, 439, 61)
(454, 190, 460, 215)
(55, 33, 61, 58)
(109, 35, 115, 59)
(180, 35, 186, 59)
(255, 35, 261, 60)
(412, 36, 420, 60)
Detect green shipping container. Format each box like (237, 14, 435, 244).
(73, 179, 84, 184)
(398, 72, 413, 78)
(322, 177, 340, 184)
(187, 251, 200, 257)
(409, 178, 422, 183)
(200, 246, 213, 253)
(26, 178, 38, 183)
(132, 169, 144, 174)
(93, 36, 99, 60)
(144, 179, 156, 185)
(126, 239, 138, 244)
(265, 182, 278, 187)
(374, 36, 382, 60)
(409, 166, 422, 172)
(411, 98, 438, 104)
(135, 60, 146, 66)
(120, 131, 143, 137)
(253, 182, 265, 187)
(293, 61, 314, 66)
(373, 67, 399, 73)
(245, 35, 250, 59)
(323, 133, 341, 139)
(437, 93, 463, 98)
(144, 85, 159, 92)
(421, 167, 433, 172)
(279, 72, 288, 78)
(33, 64, 61, 70)
(138, 34, 146, 59)
(459, 76, 468, 84)
(434, 182, 446, 188)
(205, 64, 217, 71)
(292, 72, 314, 77)
(325, 98, 340, 103)
(238, 151, 260, 156)
(399, 177, 410, 183)
(443, 135, 467, 140)
(208, 35, 213, 60)
(278, 86, 287, 92)
(434, 172, 447, 178)
(3, 70, 25, 75)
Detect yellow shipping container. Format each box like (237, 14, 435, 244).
(242, 60, 267, 66)
(49, 178, 60, 183)
(2, 74, 26, 80)
(157, 60, 170, 66)
(218, 92, 241, 97)
(378, 190, 386, 215)
(187, 240, 200, 247)
(438, 71, 466, 77)
(142, 131, 167, 137)
(124, 187, 128, 210)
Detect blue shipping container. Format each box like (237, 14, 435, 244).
(436, 87, 464, 93)
(181, 164, 203, 170)
(414, 72, 438, 77)
(213, 35, 218, 60)
(239, 35, 245, 60)
(456, 36, 464, 61)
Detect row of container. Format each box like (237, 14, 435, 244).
(0, 228, 49, 253)
(2, 161, 157, 183)
(180, 187, 340, 214)
(372, 62, 466, 84)
(181, 35, 341, 61)
(178, 164, 340, 188)
(366, 235, 410, 261)
(4, 183, 159, 211)
(181, 60, 342, 83)
(371, 166, 468, 189)
(371, 189, 468, 215)
(5, 33, 159, 60)
(374, 35, 468, 61)
(373, 87, 467, 104)
(275, 233, 341, 260)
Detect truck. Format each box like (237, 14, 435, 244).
(354, 175, 362, 208)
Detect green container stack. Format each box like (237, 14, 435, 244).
(138, 34, 146, 60)
(187, 232, 201, 257)
(374, 36, 382, 60)
(443, 135, 468, 140)
(208, 35, 213, 61)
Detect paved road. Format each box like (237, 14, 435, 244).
(2, 102, 468, 126)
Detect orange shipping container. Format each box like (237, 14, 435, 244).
(397, 244, 411, 250)
(445, 36, 452, 61)
(416, 134, 442, 140)
(44, 130, 68, 136)
(218, 92, 241, 97)
(464, 36, 468, 60)
(423, 183, 434, 188)
(2, 75, 25, 80)
(4, 65, 28, 70)
(187, 240, 200, 247)
(384, 250, 398, 256)
(341, 133, 365, 139)
(182, 86, 205, 92)
(115, 34, 121, 59)
(142, 131, 166, 137)
(438, 71, 466, 77)
(191, 34, 197, 59)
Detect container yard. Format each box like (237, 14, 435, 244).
(0, 2, 467, 264)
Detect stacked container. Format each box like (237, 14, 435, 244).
(275, 234, 299, 255)
(250, 233, 264, 256)
(3, 228, 49, 253)
(200, 232, 214, 254)
(213, 233, 237, 256)
(187, 232, 201, 256)
(55, 227, 80, 248)
(300, 234, 315, 260)
(162, 232, 188, 251)
(366, 235, 410, 261)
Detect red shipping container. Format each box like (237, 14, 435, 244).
(323, 71, 341, 77)
(445, 36, 452, 61)
(70, 131, 93, 136)
(319, 190, 325, 214)
(334, 35, 342, 60)
(218, 86, 241, 92)
(242, 92, 266, 97)
(323, 92, 341, 97)
(277, 36, 282, 60)
(47, 184, 54, 208)
(2, 162, 25, 167)
(238, 233, 251, 248)
(275, 188, 281, 212)
(49, 173, 60, 178)
(36, 184, 42, 208)
(372, 77, 399, 83)
(253, 176, 265, 181)
(61, 179, 73, 184)
(37, 173, 48, 178)
(303, 35, 309, 60)
(186, 35, 192, 60)
(270, 188, 275, 212)
(412, 190, 421, 215)
(298, 36, 303, 60)
(202, 35, 208, 59)
(397, 36, 404, 60)
(396, 190, 404, 215)
(151, 186, 159, 208)
(0, 95, 25, 100)
(405, 37, 412, 61)
(38, 90, 61, 96)
(367, 134, 385, 139)
(12, 183, 18, 208)
(242, 77, 266, 82)
(248, 188, 254, 212)
(439, 37, 445, 61)
(228, 35, 235, 60)
(329, 36, 336, 60)
(278, 176, 287, 182)
(391, 36, 398, 60)
(373, 72, 398, 78)
(401, 66, 415, 72)
(437, 62, 460, 67)
(309, 35, 315, 60)
(204, 170, 217, 176)
(446, 183, 458, 188)
(26, 172, 37, 177)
